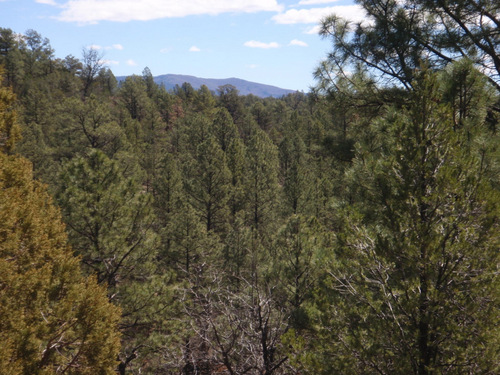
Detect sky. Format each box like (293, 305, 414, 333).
(0, 0, 367, 92)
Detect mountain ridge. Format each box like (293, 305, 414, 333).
(117, 74, 297, 98)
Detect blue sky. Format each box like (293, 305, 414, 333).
(0, 0, 366, 92)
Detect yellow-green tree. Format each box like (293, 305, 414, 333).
(0, 71, 121, 375)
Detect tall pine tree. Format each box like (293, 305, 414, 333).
(311, 65, 499, 375)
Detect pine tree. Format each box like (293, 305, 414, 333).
(312, 66, 500, 374)
(226, 136, 248, 222)
(272, 215, 325, 323)
(318, 0, 500, 92)
(57, 149, 156, 288)
(193, 84, 216, 114)
(0, 66, 21, 153)
(279, 129, 310, 215)
(211, 107, 238, 152)
(183, 135, 231, 233)
(0, 28, 25, 90)
(245, 127, 280, 234)
(56, 149, 165, 374)
(57, 95, 126, 158)
(152, 152, 184, 266)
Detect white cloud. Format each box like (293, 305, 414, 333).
(160, 47, 172, 53)
(289, 39, 308, 47)
(87, 44, 123, 50)
(305, 25, 321, 34)
(244, 40, 280, 49)
(189, 46, 201, 52)
(246, 64, 259, 69)
(36, 0, 59, 5)
(272, 5, 367, 25)
(298, 0, 339, 5)
(54, 0, 284, 24)
(100, 59, 119, 65)
(126, 59, 137, 66)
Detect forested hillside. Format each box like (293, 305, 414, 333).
(0, 1, 499, 374)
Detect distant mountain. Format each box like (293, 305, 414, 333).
(117, 74, 297, 98)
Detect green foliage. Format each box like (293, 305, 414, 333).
(0, 28, 25, 89)
(183, 135, 231, 233)
(193, 84, 217, 113)
(217, 84, 247, 125)
(56, 149, 172, 373)
(21, 29, 54, 81)
(152, 153, 184, 262)
(318, 0, 500, 92)
(226, 136, 248, 221)
(62, 95, 126, 156)
(311, 67, 500, 374)
(440, 58, 498, 129)
(2, 24, 499, 375)
(0, 66, 21, 152)
(245, 127, 280, 233)
(271, 215, 326, 322)
(119, 75, 149, 121)
(279, 130, 310, 215)
(211, 107, 238, 152)
(0, 79, 121, 374)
